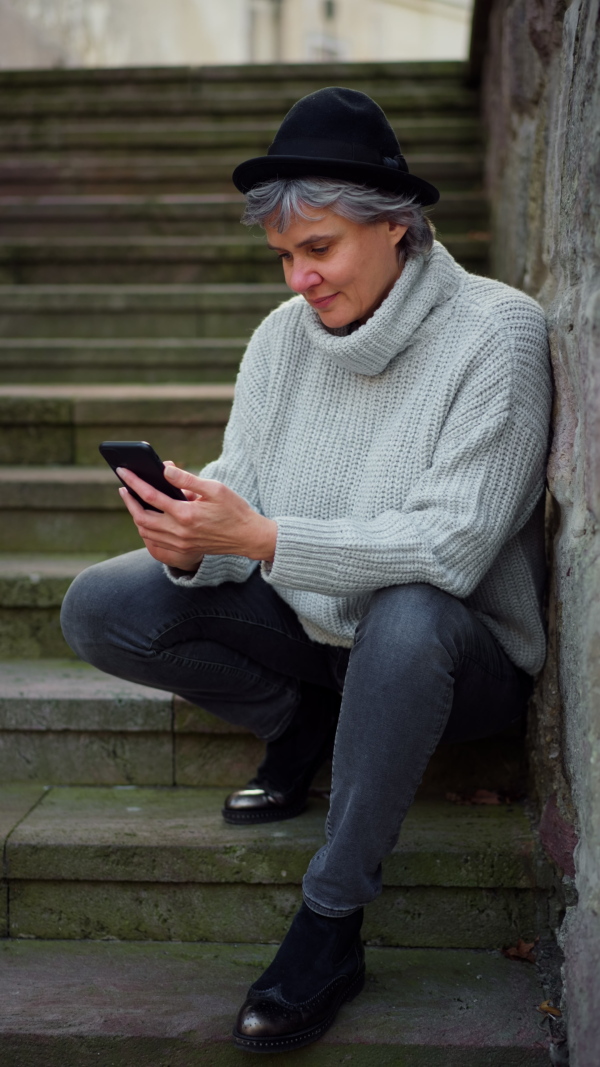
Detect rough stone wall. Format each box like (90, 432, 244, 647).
(482, 1, 600, 1062)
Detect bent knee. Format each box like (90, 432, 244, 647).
(358, 583, 468, 659)
(60, 561, 117, 660)
(60, 550, 158, 663)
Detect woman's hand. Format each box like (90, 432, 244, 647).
(116, 463, 277, 572)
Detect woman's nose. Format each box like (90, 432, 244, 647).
(287, 265, 323, 293)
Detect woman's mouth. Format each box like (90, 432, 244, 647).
(309, 292, 339, 310)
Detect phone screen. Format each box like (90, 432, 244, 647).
(99, 441, 187, 512)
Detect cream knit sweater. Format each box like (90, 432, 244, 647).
(167, 241, 551, 675)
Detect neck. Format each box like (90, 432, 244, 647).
(356, 256, 405, 327)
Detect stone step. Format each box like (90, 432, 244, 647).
(0, 61, 478, 118)
(0, 283, 287, 338)
(0, 658, 527, 796)
(0, 192, 489, 238)
(0, 660, 261, 788)
(0, 115, 482, 154)
(0, 783, 552, 945)
(0, 338, 244, 384)
(0, 939, 551, 1066)
(0, 234, 489, 285)
(0, 152, 482, 196)
(0, 384, 233, 466)
(0, 467, 150, 553)
(0, 555, 106, 658)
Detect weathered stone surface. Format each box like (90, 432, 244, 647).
(0, 783, 47, 843)
(0, 783, 46, 932)
(0, 660, 171, 730)
(0, 662, 174, 783)
(8, 879, 545, 948)
(0, 555, 105, 657)
(0, 940, 550, 1065)
(7, 787, 551, 890)
(0, 384, 232, 465)
(482, 0, 600, 1060)
(0, 337, 244, 384)
(0, 554, 104, 607)
(0, 731, 173, 785)
(174, 732, 265, 786)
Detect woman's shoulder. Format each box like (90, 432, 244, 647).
(456, 272, 547, 348)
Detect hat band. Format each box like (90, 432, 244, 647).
(269, 138, 408, 172)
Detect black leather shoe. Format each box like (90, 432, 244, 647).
(223, 682, 340, 826)
(232, 902, 365, 1053)
(222, 777, 309, 825)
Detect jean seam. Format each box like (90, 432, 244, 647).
(149, 609, 314, 650)
(155, 647, 296, 698)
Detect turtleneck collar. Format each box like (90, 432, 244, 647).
(302, 240, 465, 377)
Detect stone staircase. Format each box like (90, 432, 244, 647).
(0, 62, 555, 1063)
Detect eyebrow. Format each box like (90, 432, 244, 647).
(266, 232, 338, 251)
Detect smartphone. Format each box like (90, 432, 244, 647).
(99, 441, 187, 513)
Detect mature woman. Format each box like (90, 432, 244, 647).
(61, 87, 551, 1053)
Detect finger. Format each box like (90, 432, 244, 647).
(118, 487, 177, 536)
(116, 466, 185, 515)
(163, 464, 215, 497)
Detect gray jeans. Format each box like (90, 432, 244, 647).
(61, 549, 532, 916)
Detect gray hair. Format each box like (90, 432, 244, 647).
(241, 177, 435, 261)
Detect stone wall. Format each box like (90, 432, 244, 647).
(481, 1, 600, 1062)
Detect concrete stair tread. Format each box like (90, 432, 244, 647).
(0, 235, 489, 284)
(0, 383, 235, 399)
(0, 235, 488, 254)
(0, 654, 527, 796)
(0, 562, 168, 604)
(0, 781, 551, 946)
(0, 338, 244, 385)
(0, 940, 550, 1066)
(1, 782, 549, 890)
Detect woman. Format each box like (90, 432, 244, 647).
(61, 87, 551, 1053)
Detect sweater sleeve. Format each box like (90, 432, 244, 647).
(164, 321, 270, 589)
(263, 314, 551, 600)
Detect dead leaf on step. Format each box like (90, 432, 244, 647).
(501, 937, 538, 963)
(537, 1001, 562, 1018)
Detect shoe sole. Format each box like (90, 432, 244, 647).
(222, 798, 308, 825)
(231, 964, 366, 1053)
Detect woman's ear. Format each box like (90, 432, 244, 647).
(388, 221, 408, 244)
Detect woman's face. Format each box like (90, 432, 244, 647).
(264, 207, 408, 328)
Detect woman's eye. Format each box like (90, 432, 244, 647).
(312, 246, 328, 255)
(277, 252, 291, 261)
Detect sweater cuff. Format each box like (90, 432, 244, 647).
(260, 515, 352, 592)
(164, 553, 258, 588)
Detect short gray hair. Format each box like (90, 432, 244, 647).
(241, 177, 435, 261)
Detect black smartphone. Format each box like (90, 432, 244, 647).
(99, 441, 187, 513)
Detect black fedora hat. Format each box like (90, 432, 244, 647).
(232, 86, 440, 207)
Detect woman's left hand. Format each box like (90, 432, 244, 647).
(116, 463, 277, 572)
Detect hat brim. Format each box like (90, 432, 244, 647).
(232, 155, 440, 207)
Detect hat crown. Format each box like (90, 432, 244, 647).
(268, 86, 402, 165)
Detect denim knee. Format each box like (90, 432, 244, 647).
(355, 582, 464, 669)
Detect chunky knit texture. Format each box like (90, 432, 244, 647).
(167, 241, 551, 674)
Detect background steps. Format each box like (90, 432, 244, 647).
(0, 192, 489, 238)
(1, 782, 552, 945)
(0, 555, 105, 658)
(0, 283, 287, 337)
(0, 939, 551, 1066)
(0, 338, 245, 384)
(0, 234, 489, 285)
(0, 384, 233, 465)
(0, 660, 527, 795)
